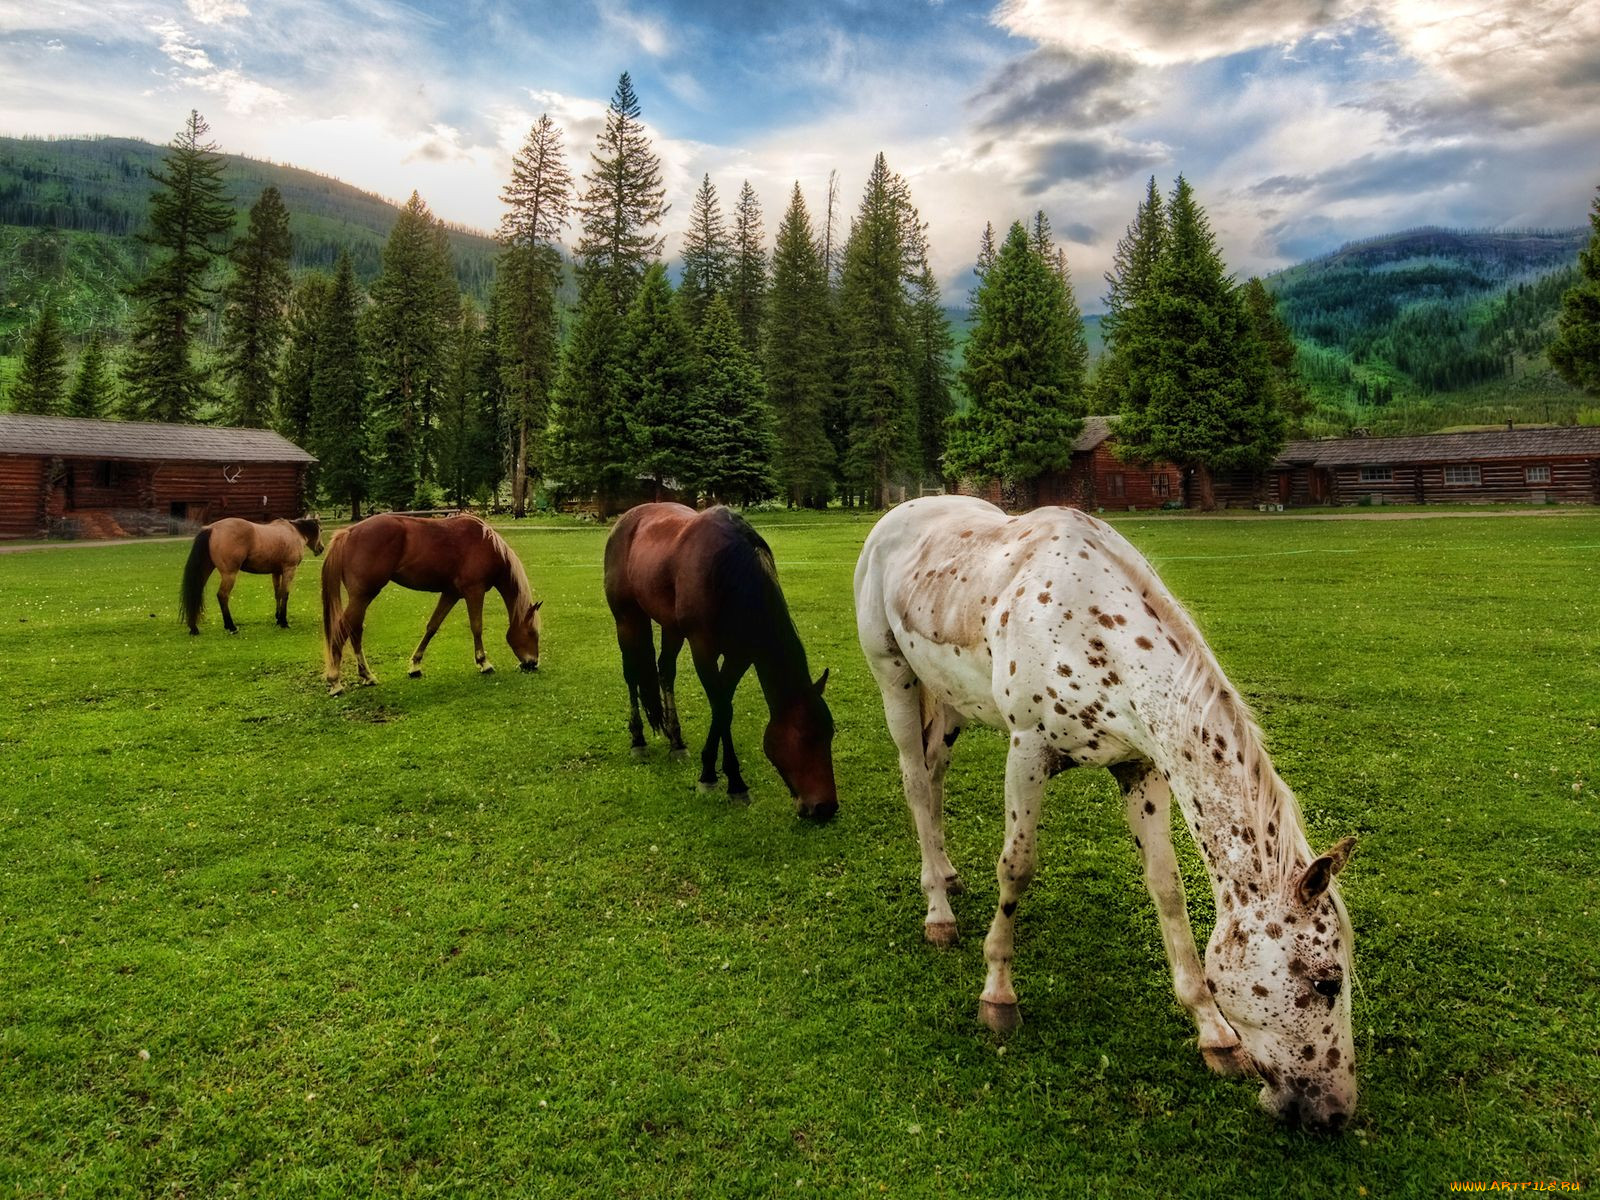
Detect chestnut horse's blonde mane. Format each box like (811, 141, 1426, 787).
(455, 513, 535, 622)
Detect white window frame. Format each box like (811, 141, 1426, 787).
(1525, 464, 1551, 484)
(1359, 465, 1393, 483)
(1443, 464, 1481, 486)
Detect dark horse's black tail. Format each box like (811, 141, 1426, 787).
(179, 527, 214, 634)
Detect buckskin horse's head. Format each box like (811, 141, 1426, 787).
(763, 668, 837, 821)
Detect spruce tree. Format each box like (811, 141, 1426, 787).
(618, 263, 695, 499)
(547, 284, 633, 514)
(1549, 184, 1600, 395)
(970, 221, 997, 318)
(436, 298, 483, 508)
(496, 113, 573, 517)
(837, 152, 918, 508)
(9, 307, 68, 415)
(220, 185, 293, 427)
(691, 294, 776, 505)
(679, 174, 731, 331)
(906, 221, 955, 483)
(765, 183, 835, 506)
(122, 110, 234, 423)
(730, 180, 767, 353)
(472, 298, 509, 503)
(67, 331, 112, 419)
(1113, 176, 1284, 510)
(1097, 176, 1166, 411)
(310, 253, 368, 518)
(1241, 276, 1311, 427)
(575, 72, 668, 316)
(945, 221, 1085, 491)
(367, 191, 458, 509)
(277, 272, 333, 452)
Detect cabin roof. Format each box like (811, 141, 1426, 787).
(0, 414, 316, 464)
(1073, 415, 1119, 452)
(1277, 427, 1600, 467)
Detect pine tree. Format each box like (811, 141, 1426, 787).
(575, 72, 668, 315)
(220, 185, 293, 427)
(496, 113, 573, 517)
(945, 221, 1085, 491)
(472, 299, 509, 503)
(310, 253, 368, 518)
(367, 191, 458, 509)
(679, 174, 731, 331)
(618, 263, 695, 498)
(1098, 176, 1166, 410)
(436, 298, 483, 508)
(8, 307, 68, 415)
(905, 220, 954, 482)
(691, 294, 776, 505)
(765, 183, 835, 506)
(970, 221, 997, 318)
(122, 110, 234, 423)
(1113, 176, 1285, 510)
(67, 330, 112, 419)
(837, 152, 918, 508)
(730, 180, 767, 353)
(1549, 184, 1600, 395)
(277, 272, 333, 452)
(547, 284, 633, 515)
(1241, 276, 1311, 426)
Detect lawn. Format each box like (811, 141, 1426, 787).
(1, 509, 1597, 1197)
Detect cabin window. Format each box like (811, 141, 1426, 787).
(1106, 473, 1126, 499)
(1525, 465, 1551, 484)
(93, 461, 120, 488)
(1359, 465, 1393, 483)
(1153, 474, 1171, 498)
(1443, 464, 1481, 486)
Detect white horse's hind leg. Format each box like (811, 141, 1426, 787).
(1114, 761, 1250, 1076)
(921, 697, 965, 897)
(978, 733, 1049, 1033)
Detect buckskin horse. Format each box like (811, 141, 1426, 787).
(603, 503, 837, 820)
(854, 495, 1358, 1131)
(320, 513, 541, 696)
(180, 516, 323, 635)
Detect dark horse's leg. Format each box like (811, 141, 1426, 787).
(614, 608, 658, 758)
(658, 628, 688, 757)
(409, 592, 459, 677)
(217, 568, 240, 633)
(274, 564, 298, 628)
(692, 642, 752, 800)
(464, 588, 494, 674)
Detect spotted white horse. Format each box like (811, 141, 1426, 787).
(854, 495, 1358, 1131)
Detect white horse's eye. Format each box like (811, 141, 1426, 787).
(1312, 977, 1342, 999)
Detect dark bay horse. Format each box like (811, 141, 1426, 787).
(180, 516, 323, 635)
(603, 503, 837, 820)
(320, 513, 541, 696)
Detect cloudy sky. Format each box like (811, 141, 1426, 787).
(2, 0, 1597, 308)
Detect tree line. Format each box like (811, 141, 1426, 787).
(6, 81, 1347, 513)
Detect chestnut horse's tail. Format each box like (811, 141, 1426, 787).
(321, 528, 350, 673)
(179, 526, 214, 633)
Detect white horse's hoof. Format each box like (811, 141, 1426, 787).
(979, 999, 1022, 1035)
(924, 921, 959, 947)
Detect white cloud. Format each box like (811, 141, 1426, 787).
(594, 0, 673, 58)
(185, 0, 249, 24)
(152, 20, 214, 71)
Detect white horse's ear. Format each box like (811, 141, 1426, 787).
(814, 667, 829, 696)
(1296, 836, 1357, 906)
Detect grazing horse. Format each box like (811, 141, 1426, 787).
(603, 503, 838, 821)
(320, 513, 541, 696)
(854, 495, 1358, 1131)
(180, 516, 323, 635)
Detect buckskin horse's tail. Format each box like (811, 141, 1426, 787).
(321, 528, 349, 674)
(179, 527, 214, 634)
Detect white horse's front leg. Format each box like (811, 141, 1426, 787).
(1113, 761, 1250, 1076)
(979, 733, 1049, 1033)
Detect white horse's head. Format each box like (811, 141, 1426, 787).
(1205, 837, 1357, 1132)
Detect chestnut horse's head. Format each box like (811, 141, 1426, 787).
(763, 668, 837, 821)
(507, 599, 542, 670)
(1205, 837, 1358, 1133)
(294, 516, 325, 557)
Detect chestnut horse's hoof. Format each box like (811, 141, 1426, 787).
(978, 999, 1022, 1035)
(408, 667, 423, 678)
(924, 921, 958, 947)
(328, 684, 345, 698)
(1201, 1042, 1255, 1078)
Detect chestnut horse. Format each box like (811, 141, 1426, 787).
(180, 516, 323, 635)
(855, 496, 1358, 1130)
(603, 503, 837, 820)
(320, 513, 541, 696)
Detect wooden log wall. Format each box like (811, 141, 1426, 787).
(0, 455, 45, 537)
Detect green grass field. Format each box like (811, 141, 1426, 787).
(2, 510, 1597, 1197)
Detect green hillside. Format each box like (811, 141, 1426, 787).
(1266, 226, 1589, 433)
(0, 134, 501, 349)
